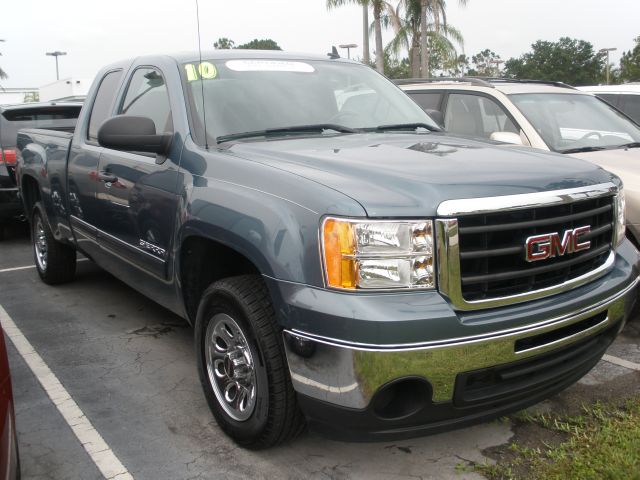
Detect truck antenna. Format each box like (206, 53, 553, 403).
(195, 0, 209, 149)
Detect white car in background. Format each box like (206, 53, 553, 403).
(399, 78, 640, 247)
(577, 84, 640, 125)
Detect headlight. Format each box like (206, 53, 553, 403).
(321, 217, 435, 290)
(616, 188, 626, 245)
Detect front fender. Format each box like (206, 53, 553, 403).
(180, 175, 326, 286)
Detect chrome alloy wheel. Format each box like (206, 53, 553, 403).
(34, 216, 48, 271)
(205, 313, 257, 421)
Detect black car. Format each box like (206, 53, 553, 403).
(0, 102, 81, 235)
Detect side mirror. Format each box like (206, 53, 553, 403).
(97, 116, 172, 154)
(490, 131, 524, 146)
(425, 109, 445, 128)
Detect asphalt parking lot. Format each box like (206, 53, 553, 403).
(1, 221, 639, 480)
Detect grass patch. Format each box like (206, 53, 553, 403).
(476, 396, 640, 480)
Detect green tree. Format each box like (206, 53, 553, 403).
(419, 0, 467, 77)
(368, 52, 411, 78)
(619, 36, 640, 82)
(443, 53, 468, 76)
(504, 37, 605, 86)
(467, 49, 502, 76)
(236, 39, 282, 50)
(214, 37, 235, 49)
(24, 91, 39, 103)
(385, 0, 463, 77)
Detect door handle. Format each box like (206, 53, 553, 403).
(98, 171, 118, 183)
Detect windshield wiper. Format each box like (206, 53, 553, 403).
(617, 142, 640, 149)
(559, 146, 608, 154)
(217, 124, 358, 143)
(370, 122, 440, 133)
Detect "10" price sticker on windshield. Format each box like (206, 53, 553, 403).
(184, 62, 218, 82)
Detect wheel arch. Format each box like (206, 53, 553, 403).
(20, 174, 42, 219)
(177, 231, 270, 323)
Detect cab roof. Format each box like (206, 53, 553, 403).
(98, 50, 361, 76)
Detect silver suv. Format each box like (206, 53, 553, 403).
(399, 78, 640, 246)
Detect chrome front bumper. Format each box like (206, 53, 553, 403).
(283, 275, 638, 410)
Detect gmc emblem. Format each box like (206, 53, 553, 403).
(525, 226, 591, 262)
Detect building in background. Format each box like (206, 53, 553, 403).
(0, 87, 39, 105)
(39, 77, 90, 102)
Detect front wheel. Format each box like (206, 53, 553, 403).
(32, 202, 76, 284)
(195, 275, 304, 448)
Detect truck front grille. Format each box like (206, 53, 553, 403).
(456, 195, 614, 302)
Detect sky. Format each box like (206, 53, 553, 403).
(0, 0, 638, 88)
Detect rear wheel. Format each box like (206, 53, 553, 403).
(195, 275, 304, 448)
(32, 202, 76, 284)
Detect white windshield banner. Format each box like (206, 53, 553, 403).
(225, 60, 315, 73)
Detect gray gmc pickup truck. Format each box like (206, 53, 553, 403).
(16, 51, 639, 448)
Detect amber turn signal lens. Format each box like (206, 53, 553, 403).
(323, 219, 357, 289)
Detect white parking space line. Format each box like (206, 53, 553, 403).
(602, 354, 640, 372)
(0, 258, 88, 274)
(0, 304, 134, 480)
(0, 265, 34, 273)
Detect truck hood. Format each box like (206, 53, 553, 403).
(230, 133, 617, 217)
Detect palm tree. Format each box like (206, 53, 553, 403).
(419, 0, 467, 77)
(384, 0, 463, 77)
(383, 0, 422, 77)
(326, 0, 386, 74)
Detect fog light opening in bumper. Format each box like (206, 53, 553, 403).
(372, 377, 432, 420)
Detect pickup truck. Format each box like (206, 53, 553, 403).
(16, 50, 639, 449)
(0, 102, 81, 236)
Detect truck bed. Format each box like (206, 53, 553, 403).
(16, 128, 75, 233)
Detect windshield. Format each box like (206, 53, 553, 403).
(509, 93, 640, 153)
(181, 58, 437, 143)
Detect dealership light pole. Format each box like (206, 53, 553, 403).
(362, 5, 370, 64)
(46, 51, 67, 80)
(489, 59, 504, 76)
(339, 43, 358, 60)
(599, 47, 617, 85)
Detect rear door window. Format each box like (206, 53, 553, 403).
(87, 70, 124, 142)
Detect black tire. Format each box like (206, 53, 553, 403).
(195, 274, 305, 449)
(31, 202, 76, 284)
